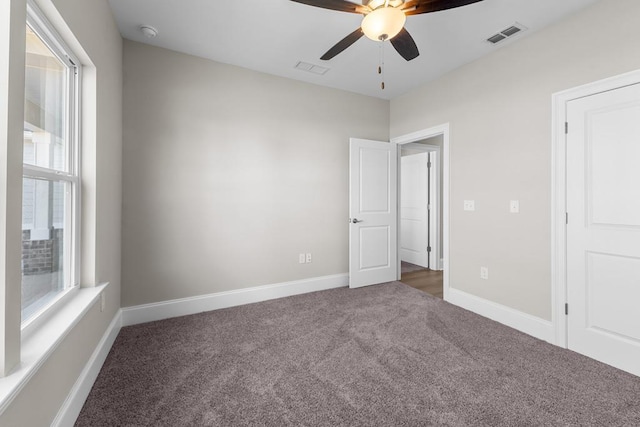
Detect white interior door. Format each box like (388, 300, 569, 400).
(400, 152, 428, 268)
(349, 138, 397, 288)
(566, 83, 640, 376)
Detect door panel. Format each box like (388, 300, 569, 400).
(360, 149, 390, 213)
(587, 252, 640, 342)
(349, 138, 397, 288)
(588, 103, 640, 226)
(566, 83, 640, 376)
(360, 226, 390, 269)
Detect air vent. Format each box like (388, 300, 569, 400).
(486, 22, 527, 45)
(501, 26, 521, 37)
(487, 34, 506, 44)
(295, 61, 329, 75)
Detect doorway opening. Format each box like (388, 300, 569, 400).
(399, 141, 442, 297)
(393, 125, 450, 300)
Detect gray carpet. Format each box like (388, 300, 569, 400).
(76, 282, 640, 426)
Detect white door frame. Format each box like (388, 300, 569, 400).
(551, 69, 640, 347)
(392, 123, 450, 300)
(399, 143, 440, 270)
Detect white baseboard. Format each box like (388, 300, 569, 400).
(52, 310, 122, 427)
(447, 288, 555, 344)
(122, 274, 349, 327)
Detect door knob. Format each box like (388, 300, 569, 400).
(351, 218, 362, 223)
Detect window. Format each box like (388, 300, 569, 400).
(22, 6, 80, 324)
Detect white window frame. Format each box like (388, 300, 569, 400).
(21, 0, 82, 329)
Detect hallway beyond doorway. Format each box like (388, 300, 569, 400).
(400, 261, 443, 299)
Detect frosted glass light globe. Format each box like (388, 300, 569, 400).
(361, 7, 406, 41)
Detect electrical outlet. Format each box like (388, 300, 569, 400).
(299, 253, 306, 264)
(306, 253, 312, 263)
(464, 200, 475, 211)
(510, 200, 520, 213)
(480, 267, 489, 280)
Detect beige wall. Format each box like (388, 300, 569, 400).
(390, 0, 640, 320)
(121, 41, 389, 307)
(0, 0, 122, 424)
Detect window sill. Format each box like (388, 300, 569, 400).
(0, 282, 108, 414)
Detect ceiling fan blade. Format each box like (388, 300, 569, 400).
(390, 27, 419, 61)
(321, 28, 364, 60)
(402, 0, 484, 16)
(290, 0, 368, 14)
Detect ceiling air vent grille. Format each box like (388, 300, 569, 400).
(487, 34, 506, 44)
(486, 22, 527, 45)
(295, 61, 329, 75)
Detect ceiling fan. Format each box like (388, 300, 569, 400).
(290, 0, 484, 61)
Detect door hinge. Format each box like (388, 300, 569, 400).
(565, 212, 568, 224)
(427, 161, 432, 168)
(565, 303, 569, 315)
(427, 246, 432, 253)
(565, 122, 569, 134)
(427, 203, 431, 210)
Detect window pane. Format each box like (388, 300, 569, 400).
(24, 24, 68, 172)
(22, 178, 69, 322)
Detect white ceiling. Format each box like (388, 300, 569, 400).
(108, 0, 599, 100)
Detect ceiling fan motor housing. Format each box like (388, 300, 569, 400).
(365, 0, 404, 9)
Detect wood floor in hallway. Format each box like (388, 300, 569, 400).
(400, 264, 443, 299)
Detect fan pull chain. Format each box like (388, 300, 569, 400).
(378, 42, 385, 90)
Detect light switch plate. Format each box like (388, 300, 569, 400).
(510, 200, 520, 213)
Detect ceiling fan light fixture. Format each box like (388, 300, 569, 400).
(361, 7, 406, 41)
